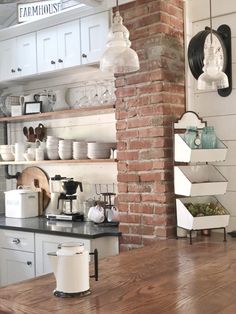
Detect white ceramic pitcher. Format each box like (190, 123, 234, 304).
(53, 88, 70, 111)
(11, 142, 28, 161)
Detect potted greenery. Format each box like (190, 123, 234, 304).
(176, 196, 230, 231)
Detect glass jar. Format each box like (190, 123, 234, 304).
(184, 126, 197, 149)
(201, 126, 217, 149)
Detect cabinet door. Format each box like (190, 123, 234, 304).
(0, 38, 17, 81)
(17, 32, 37, 77)
(35, 233, 90, 276)
(57, 20, 81, 69)
(0, 248, 35, 286)
(80, 11, 110, 64)
(37, 26, 58, 73)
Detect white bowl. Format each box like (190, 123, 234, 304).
(0, 153, 15, 161)
(59, 139, 72, 144)
(47, 148, 58, 152)
(58, 145, 72, 149)
(47, 153, 59, 160)
(47, 136, 60, 140)
(59, 152, 72, 160)
(58, 148, 72, 153)
(46, 140, 59, 145)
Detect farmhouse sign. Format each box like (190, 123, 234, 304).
(18, 0, 62, 23)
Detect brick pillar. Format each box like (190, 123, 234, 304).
(115, 0, 186, 250)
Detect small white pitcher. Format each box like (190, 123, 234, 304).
(11, 142, 28, 161)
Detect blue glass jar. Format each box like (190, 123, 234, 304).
(184, 126, 197, 149)
(201, 126, 217, 149)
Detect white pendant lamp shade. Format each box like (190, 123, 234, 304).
(100, 11, 140, 74)
(197, 0, 229, 90)
(198, 46, 229, 90)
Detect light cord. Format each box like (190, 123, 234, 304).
(210, 0, 213, 43)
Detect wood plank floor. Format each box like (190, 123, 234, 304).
(0, 234, 236, 313)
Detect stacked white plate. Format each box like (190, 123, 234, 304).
(58, 139, 72, 160)
(46, 136, 60, 160)
(87, 142, 114, 159)
(73, 141, 88, 160)
(0, 144, 14, 161)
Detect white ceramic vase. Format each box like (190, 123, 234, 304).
(53, 88, 70, 111)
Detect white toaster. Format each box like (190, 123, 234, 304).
(5, 189, 38, 218)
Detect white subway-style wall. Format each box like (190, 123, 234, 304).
(185, 0, 236, 231)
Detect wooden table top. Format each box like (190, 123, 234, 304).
(1, 234, 236, 314)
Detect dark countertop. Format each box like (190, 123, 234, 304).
(0, 216, 121, 239)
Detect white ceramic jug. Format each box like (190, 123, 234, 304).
(11, 142, 28, 161)
(34, 92, 52, 112)
(53, 88, 70, 111)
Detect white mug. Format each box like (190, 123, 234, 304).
(27, 147, 36, 160)
(11, 142, 28, 161)
(35, 148, 44, 161)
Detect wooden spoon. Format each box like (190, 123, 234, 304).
(28, 126, 35, 142)
(23, 127, 28, 140)
(37, 123, 46, 141)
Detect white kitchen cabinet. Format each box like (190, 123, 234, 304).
(0, 249, 35, 286)
(16, 33, 37, 77)
(0, 229, 35, 286)
(37, 20, 81, 73)
(80, 11, 109, 64)
(0, 39, 15, 81)
(0, 33, 36, 81)
(0, 10, 110, 83)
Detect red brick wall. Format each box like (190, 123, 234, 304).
(115, 0, 186, 250)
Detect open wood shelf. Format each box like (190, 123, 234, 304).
(0, 103, 115, 123)
(0, 159, 117, 166)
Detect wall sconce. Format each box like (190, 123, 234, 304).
(100, 0, 140, 74)
(187, 0, 232, 97)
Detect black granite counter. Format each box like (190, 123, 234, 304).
(0, 216, 121, 239)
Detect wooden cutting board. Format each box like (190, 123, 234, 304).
(16, 166, 50, 215)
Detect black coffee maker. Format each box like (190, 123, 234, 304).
(59, 178, 83, 213)
(47, 175, 84, 221)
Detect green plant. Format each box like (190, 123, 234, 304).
(185, 202, 227, 217)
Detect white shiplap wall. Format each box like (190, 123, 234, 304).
(185, 0, 236, 231)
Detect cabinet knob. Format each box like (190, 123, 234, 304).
(82, 53, 87, 58)
(51, 60, 56, 65)
(11, 69, 16, 73)
(27, 261, 32, 266)
(17, 67, 22, 72)
(12, 238, 20, 244)
(58, 58, 63, 63)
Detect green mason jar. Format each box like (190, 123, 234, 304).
(201, 126, 217, 149)
(184, 126, 197, 149)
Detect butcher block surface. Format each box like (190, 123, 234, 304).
(0, 234, 236, 314)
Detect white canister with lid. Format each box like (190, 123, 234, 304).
(4, 189, 38, 218)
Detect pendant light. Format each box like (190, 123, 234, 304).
(100, 0, 140, 74)
(197, 0, 229, 90)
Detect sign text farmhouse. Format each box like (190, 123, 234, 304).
(18, 0, 61, 23)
